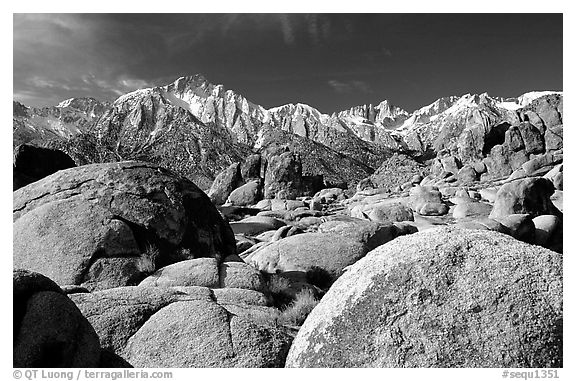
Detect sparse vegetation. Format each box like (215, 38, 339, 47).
(278, 289, 320, 327)
(138, 243, 160, 274)
(266, 272, 293, 294)
(261, 271, 322, 327)
(264, 272, 295, 308)
(244, 287, 320, 329)
(175, 247, 191, 261)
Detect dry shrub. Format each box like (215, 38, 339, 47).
(278, 289, 320, 327)
(138, 243, 160, 274)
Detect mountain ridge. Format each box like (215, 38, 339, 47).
(13, 74, 563, 189)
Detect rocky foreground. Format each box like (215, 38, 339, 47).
(13, 149, 562, 367)
(13, 78, 563, 367)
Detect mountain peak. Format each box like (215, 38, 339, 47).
(171, 74, 210, 89)
(57, 97, 107, 110)
(375, 99, 409, 118)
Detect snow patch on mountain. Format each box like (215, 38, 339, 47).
(161, 89, 195, 114)
(115, 88, 155, 106)
(497, 91, 563, 110)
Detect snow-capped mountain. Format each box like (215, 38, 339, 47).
(13, 74, 563, 187)
(88, 76, 394, 185)
(56, 97, 110, 117)
(13, 98, 111, 147)
(162, 74, 269, 146)
(337, 100, 409, 127)
(158, 76, 402, 153)
(496, 91, 562, 111)
(393, 91, 562, 154)
(92, 85, 252, 189)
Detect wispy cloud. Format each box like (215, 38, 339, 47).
(327, 79, 372, 94)
(306, 14, 320, 46)
(14, 14, 560, 114)
(81, 74, 154, 97)
(277, 14, 333, 47)
(26, 76, 72, 91)
(13, 14, 168, 106)
(14, 14, 364, 107)
(278, 14, 295, 45)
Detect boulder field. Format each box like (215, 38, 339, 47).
(12, 154, 563, 367)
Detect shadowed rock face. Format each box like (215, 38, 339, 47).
(286, 227, 562, 368)
(13, 161, 236, 291)
(13, 269, 102, 368)
(366, 153, 427, 192)
(257, 128, 378, 186)
(13, 144, 76, 190)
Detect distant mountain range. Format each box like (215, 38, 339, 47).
(13, 74, 562, 188)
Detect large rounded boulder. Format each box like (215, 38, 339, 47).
(489, 177, 560, 220)
(226, 180, 263, 206)
(14, 269, 103, 367)
(138, 258, 220, 288)
(13, 161, 236, 291)
(244, 218, 411, 285)
(317, 216, 407, 251)
(286, 227, 562, 368)
(408, 185, 449, 216)
(245, 233, 366, 281)
(70, 286, 292, 367)
(263, 152, 303, 200)
(207, 162, 242, 205)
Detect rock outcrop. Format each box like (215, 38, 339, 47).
(71, 286, 292, 367)
(489, 177, 560, 220)
(286, 227, 562, 368)
(13, 161, 236, 291)
(208, 162, 243, 205)
(264, 152, 303, 199)
(14, 270, 104, 367)
(244, 218, 411, 285)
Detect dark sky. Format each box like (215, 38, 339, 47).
(13, 14, 562, 113)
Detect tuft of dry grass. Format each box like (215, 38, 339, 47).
(278, 289, 320, 327)
(138, 243, 160, 274)
(266, 273, 293, 294)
